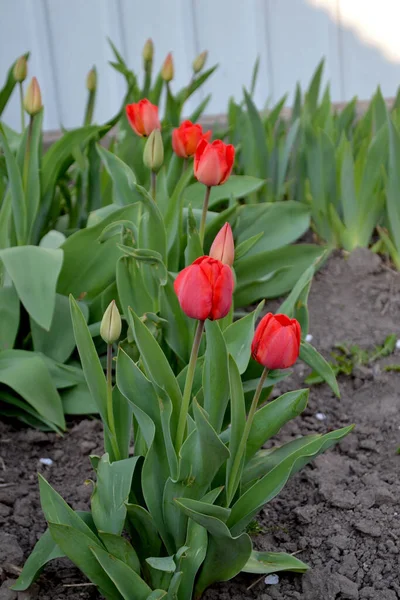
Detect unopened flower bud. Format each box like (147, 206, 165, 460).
(23, 77, 42, 116)
(100, 300, 122, 344)
(209, 223, 235, 266)
(86, 66, 97, 92)
(161, 53, 174, 82)
(13, 56, 27, 83)
(143, 129, 164, 173)
(192, 51, 207, 74)
(142, 38, 154, 64)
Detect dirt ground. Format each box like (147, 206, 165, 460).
(1, 248, 400, 600)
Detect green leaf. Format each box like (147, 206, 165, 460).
(246, 389, 309, 461)
(126, 504, 162, 560)
(0, 350, 65, 430)
(228, 426, 354, 536)
(0, 285, 19, 350)
(58, 204, 138, 300)
(25, 110, 43, 240)
(49, 524, 123, 600)
(0, 125, 26, 244)
(160, 275, 194, 364)
(91, 454, 139, 535)
(69, 296, 107, 421)
(175, 497, 252, 598)
(146, 556, 176, 573)
(183, 176, 265, 210)
(242, 550, 309, 574)
(117, 256, 155, 318)
(305, 58, 324, 113)
(223, 301, 264, 374)
(226, 355, 246, 504)
(386, 113, 400, 252)
(31, 294, 85, 363)
(98, 533, 140, 575)
(62, 383, 98, 415)
(300, 341, 340, 397)
(243, 89, 269, 180)
(0, 246, 63, 330)
(203, 320, 230, 433)
(91, 544, 152, 600)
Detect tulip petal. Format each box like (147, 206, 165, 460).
(174, 264, 212, 320)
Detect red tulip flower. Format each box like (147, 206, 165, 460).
(194, 139, 235, 187)
(172, 120, 212, 159)
(125, 99, 161, 137)
(174, 256, 233, 321)
(251, 313, 301, 370)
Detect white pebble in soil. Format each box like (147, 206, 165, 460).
(305, 334, 313, 342)
(39, 457, 53, 466)
(395, 339, 400, 350)
(264, 574, 279, 585)
(315, 412, 327, 421)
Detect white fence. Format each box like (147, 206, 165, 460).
(1, 0, 400, 132)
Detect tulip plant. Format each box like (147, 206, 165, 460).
(15, 225, 352, 598)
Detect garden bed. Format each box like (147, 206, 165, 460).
(1, 248, 400, 600)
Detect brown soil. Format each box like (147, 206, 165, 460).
(1, 248, 400, 600)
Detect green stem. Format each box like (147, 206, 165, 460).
(150, 170, 157, 203)
(23, 115, 34, 193)
(175, 320, 205, 454)
(106, 343, 120, 461)
(199, 185, 211, 246)
(226, 367, 269, 504)
(84, 89, 96, 126)
(182, 158, 188, 173)
(19, 82, 25, 131)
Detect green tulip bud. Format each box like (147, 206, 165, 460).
(192, 50, 207, 74)
(13, 56, 27, 83)
(86, 66, 97, 92)
(23, 77, 42, 116)
(142, 38, 154, 64)
(143, 129, 164, 173)
(100, 300, 122, 344)
(161, 52, 174, 82)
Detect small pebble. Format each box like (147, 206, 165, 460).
(305, 334, 313, 342)
(39, 458, 53, 466)
(264, 574, 279, 585)
(315, 412, 327, 421)
(396, 339, 400, 349)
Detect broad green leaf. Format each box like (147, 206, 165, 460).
(49, 524, 122, 600)
(129, 308, 182, 426)
(58, 204, 138, 299)
(305, 58, 324, 113)
(223, 301, 264, 374)
(175, 497, 252, 598)
(91, 545, 151, 600)
(69, 296, 107, 421)
(242, 550, 309, 574)
(183, 176, 265, 209)
(0, 351, 65, 430)
(0, 285, 19, 350)
(126, 504, 162, 560)
(91, 454, 139, 535)
(278, 258, 322, 317)
(0, 246, 63, 330)
(160, 275, 194, 364)
(117, 256, 155, 318)
(98, 532, 140, 575)
(246, 389, 309, 461)
(62, 382, 98, 415)
(243, 89, 269, 180)
(31, 294, 85, 363)
(228, 426, 354, 535)
(203, 320, 230, 433)
(300, 341, 340, 397)
(386, 112, 400, 252)
(146, 556, 176, 572)
(25, 110, 43, 240)
(39, 230, 66, 249)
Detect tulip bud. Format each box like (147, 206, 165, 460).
(143, 129, 164, 173)
(142, 38, 154, 64)
(100, 300, 122, 344)
(251, 313, 301, 370)
(161, 52, 174, 82)
(86, 66, 97, 92)
(192, 50, 207, 74)
(13, 56, 27, 83)
(23, 77, 42, 116)
(209, 223, 234, 266)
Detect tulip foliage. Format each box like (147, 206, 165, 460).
(15, 233, 352, 597)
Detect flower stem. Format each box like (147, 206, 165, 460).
(150, 170, 157, 203)
(226, 367, 269, 505)
(106, 343, 120, 461)
(19, 82, 25, 132)
(23, 115, 34, 195)
(199, 185, 211, 246)
(182, 158, 188, 173)
(175, 320, 205, 454)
